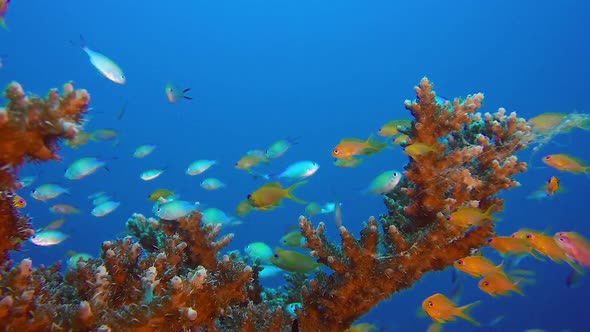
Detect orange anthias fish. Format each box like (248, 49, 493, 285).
(11, 194, 26, 208)
(545, 176, 560, 195)
(516, 230, 581, 272)
(0, 0, 10, 30)
(247, 181, 307, 211)
(555, 232, 590, 267)
(542, 154, 590, 174)
(331, 134, 387, 159)
(447, 204, 499, 228)
(487, 236, 540, 259)
(422, 293, 480, 326)
(453, 255, 505, 278)
(478, 272, 525, 297)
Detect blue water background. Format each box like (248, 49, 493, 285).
(1, 0, 589, 330)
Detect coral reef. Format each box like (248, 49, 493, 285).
(0, 78, 531, 331)
(0, 82, 89, 264)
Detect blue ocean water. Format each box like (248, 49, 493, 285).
(1, 0, 589, 331)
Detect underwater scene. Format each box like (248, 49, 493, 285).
(0, 0, 589, 331)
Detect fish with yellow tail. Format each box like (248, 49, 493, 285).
(72, 35, 126, 84)
(331, 134, 387, 160)
(543, 154, 590, 175)
(270, 247, 320, 273)
(247, 181, 307, 211)
(447, 204, 499, 228)
(422, 293, 480, 326)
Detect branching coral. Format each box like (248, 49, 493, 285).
(0, 82, 89, 265)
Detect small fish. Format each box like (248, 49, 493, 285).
(147, 189, 175, 202)
(528, 113, 567, 134)
(345, 323, 378, 332)
(17, 176, 36, 188)
(304, 202, 322, 217)
(236, 151, 269, 171)
(165, 82, 192, 103)
(545, 176, 560, 195)
(244, 242, 273, 264)
(543, 154, 589, 174)
(43, 218, 66, 231)
(247, 181, 307, 211)
(363, 170, 402, 195)
(269, 161, 320, 181)
(73, 35, 125, 84)
(517, 230, 581, 272)
(0, 0, 10, 30)
(236, 200, 253, 217)
(201, 208, 236, 225)
(265, 138, 298, 159)
(92, 129, 119, 141)
(65, 131, 95, 149)
(64, 157, 107, 180)
(0, 54, 5, 69)
(332, 134, 387, 159)
(403, 143, 438, 159)
(487, 236, 541, 260)
(393, 134, 409, 145)
(453, 255, 505, 278)
(67, 252, 93, 270)
(49, 204, 81, 215)
(319, 202, 341, 214)
(200, 178, 226, 191)
(270, 247, 320, 273)
(555, 231, 590, 266)
(447, 204, 499, 228)
(140, 169, 165, 181)
(259, 265, 283, 279)
(333, 157, 363, 168)
(31, 184, 69, 201)
(88, 191, 107, 200)
(11, 194, 26, 208)
(30, 230, 69, 246)
(186, 160, 217, 176)
(378, 119, 412, 137)
(133, 145, 156, 158)
(422, 293, 480, 326)
(155, 200, 198, 220)
(92, 195, 111, 206)
(478, 272, 525, 297)
(280, 230, 305, 248)
(91, 201, 120, 217)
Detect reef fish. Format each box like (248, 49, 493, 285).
(200, 178, 226, 191)
(478, 272, 525, 297)
(165, 81, 192, 103)
(378, 119, 411, 137)
(447, 204, 499, 228)
(270, 161, 320, 181)
(91, 201, 120, 217)
(363, 170, 402, 195)
(244, 242, 273, 264)
(555, 231, 590, 266)
(186, 160, 216, 176)
(49, 204, 81, 215)
(331, 134, 387, 159)
(155, 200, 198, 220)
(30, 230, 69, 246)
(270, 247, 320, 273)
(140, 169, 165, 181)
(543, 154, 589, 174)
(64, 157, 107, 180)
(453, 255, 505, 278)
(265, 138, 298, 159)
(147, 189, 175, 202)
(422, 293, 480, 325)
(133, 144, 156, 158)
(30, 184, 69, 201)
(74, 35, 126, 84)
(247, 181, 307, 210)
(10, 194, 26, 208)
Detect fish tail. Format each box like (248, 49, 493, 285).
(285, 181, 308, 204)
(0, 17, 7, 31)
(484, 203, 501, 222)
(456, 301, 481, 326)
(362, 134, 387, 156)
(182, 88, 193, 100)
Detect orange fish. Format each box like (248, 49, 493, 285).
(545, 176, 560, 195)
(453, 255, 504, 278)
(422, 293, 480, 325)
(247, 181, 307, 211)
(12, 194, 26, 208)
(517, 230, 581, 272)
(555, 231, 590, 267)
(487, 236, 540, 259)
(478, 272, 525, 297)
(447, 204, 499, 228)
(542, 154, 589, 174)
(331, 134, 387, 159)
(528, 113, 566, 134)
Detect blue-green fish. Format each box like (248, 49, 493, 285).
(165, 81, 192, 103)
(200, 178, 226, 190)
(30, 230, 69, 246)
(186, 160, 216, 176)
(91, 201, 120, 217)
(67, 252, 93, 270)
(271, 161, 319, 180)
(30, 184, 69, 201)
(244, 242, 273, 264)
(133, 144, 156, 158)
(65, 157, 107, 180)
(140, 169, 165, 181)
(74, 35, 126, 84)
(265, 137, 298, 159)
(155, 200, 198, 220)
(363, 170, 403, 195)
(201, 207, 234, 225)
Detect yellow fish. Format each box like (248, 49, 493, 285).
(447, 204, 499, 228)
(377, 119, 411, 137)
(478, 272, 525, 297)
(331, 134, 387, 159)
(453, 255, 504, 278)
(393, 134, 409, 145)
(247, 181, 307, 210)
(528, 112, 566, 133)
(542, 154, 589, 174)
(270, 247, 319, 273)
(11, 194, 26, 208)
(148, 189, 175, 202)
(422, 293, 480, 325)
(403, 143, 437, 159)
(280, 230, 305, 248)
(236, 150, 269, 171)
(236, 200, 253, 217)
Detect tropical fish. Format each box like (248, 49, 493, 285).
(280, 230, 305, 248)
(201, 208, 238, 226)
(186, 159, 217, 176)
(236, 200, 253, 217)
(30, 184, 69, 201)
(545, 176, 560, 195)
(67, 252, 93, 270)
(247, 181, 307, 210)
(265, 138, 298, 159)
(555, 231, 590, 266)
(422, 293, 480, 325)
(165, 81, 192, 103)
(92, 128, 119, 141)
(378, 119, 412, 137)
(270, 247, 320, 273)
(453, 255, 505, 278)
(487, 236, 540, 260)
(304, 202, 322, 217)
(140, 169, 165, 181)
(320, 202, 341, 214)
(73, 35, 125, 84)
(155, 200, 198, 220)
(236, 151, 269, 171)
(543, 154, 589, 174)
(363, 170, 402, 195)
(92, 195, 111, 206)
(133, 145, 156, 158)
(393, 134, 410, 145)
(148, 189, 175, 202)
(64, 157, 107, 180)
(517, 230, 581, 272)
(268, 161, 320, 181)
(478, 272, 525, 297)
(244, 242, 273, 264)
(285, 302, 303, 317)
(43, 218, 66, 231)
(91, 201, 120, 217)
(258, 265, 283, 279)
(331, 134, 387, 159)
(200, 178, 226, 191)
(11, 194, 26, 208)
(0, 0, 10, 30)
(447, 204, 499, 228)
(65, 131, 95, 149)
(30, 230, 69, 246)
(17, 176, 36, 188)
(403, 143, 438, 159)
(333, 157, 363, 168)
(528, 113, 567, 134)
(49, 204, 81, 215)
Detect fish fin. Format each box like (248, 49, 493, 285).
(183, 96, 192, 100)
(456, 301, 481, 326)
(285, 181, 308, 204)
(182, 88, 191, 93)
(0, 18, 7, 31)
(182, 88, 192, 100)
(361, 134, 388, 156)
(483, 204, 501, 222)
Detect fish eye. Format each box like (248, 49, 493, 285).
(487, 238, 493, 243)
(428, 301, 433, 307)
(483, 281, 490, 286)
(333, 149, 339, 155)
(446, 216, 451, 220)
(526, 234, 533, 239)
(544, 156, 551, 160)
(457, 259, 463, 265)
(274, 254, 279, 258)
(247, 194, 252, 199)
